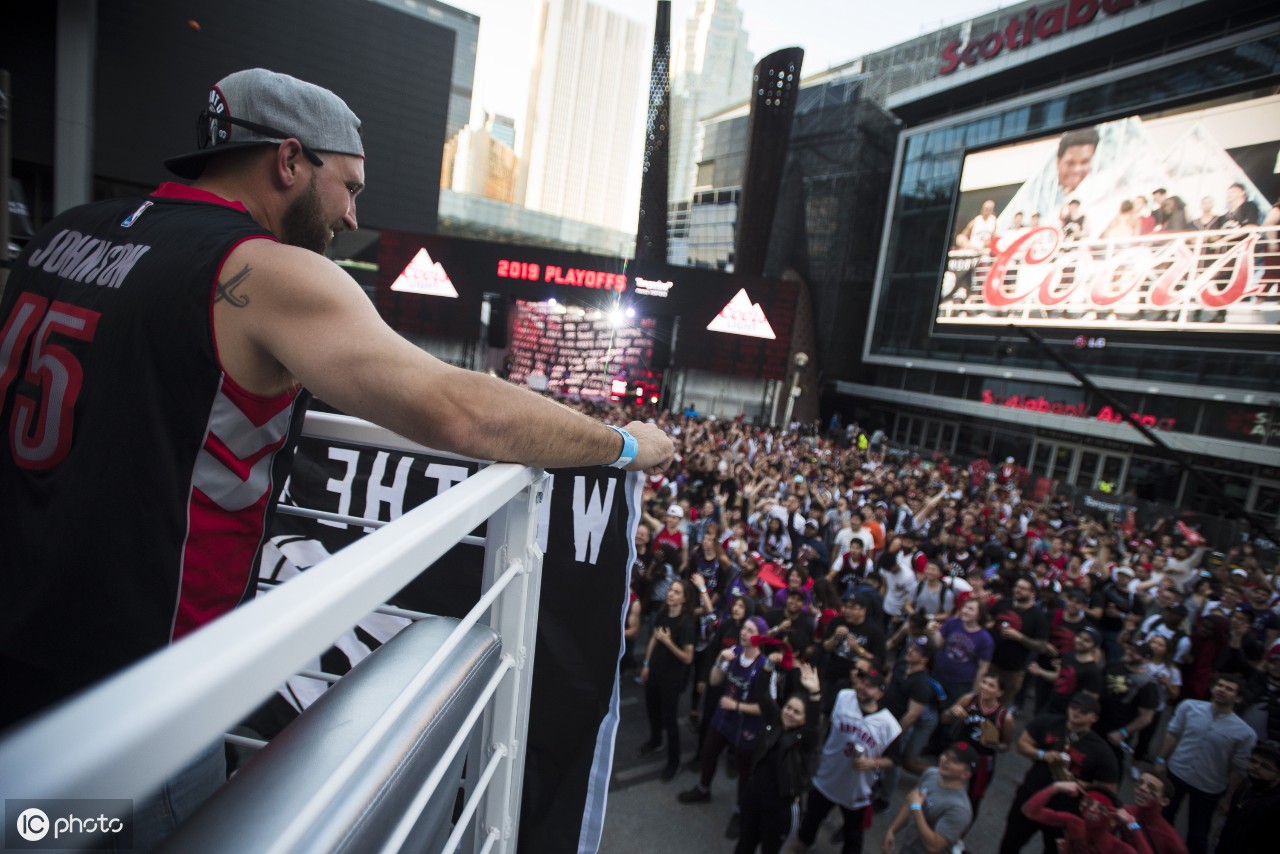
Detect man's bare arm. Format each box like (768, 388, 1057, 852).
(214, 241, 673, 470)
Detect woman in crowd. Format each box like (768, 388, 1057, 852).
(691, 535, 732, 722)
(760, 516, 792, 566)
(643, 543, 681, 624)
(688, 529, 733, 616)
(809, 577, 843, 641)
(929, 597, 994, 703)
(1136, 634, 1181, 761)
(770, 566, 811, 610)
(723, 520, 753, 563)
(691, 595, 754, 768)
(734, 660, 822, 854)
(686, 571, 718, 730)
(678, 616, 777, 840)
(639, 578, 698, 781)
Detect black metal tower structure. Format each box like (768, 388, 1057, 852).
(634, 0, 671, 265)
(735, 47, 803, 277)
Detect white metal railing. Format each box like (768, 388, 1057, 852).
(0, 412, 547, 853)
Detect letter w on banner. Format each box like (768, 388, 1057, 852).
(255, 435, 640, 854)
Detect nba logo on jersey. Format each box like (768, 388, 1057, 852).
(121, 201, 154, 228)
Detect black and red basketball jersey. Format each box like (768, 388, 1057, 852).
(0, 184, 308, 726)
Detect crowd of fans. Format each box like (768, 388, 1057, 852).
(597, 401, 1279, 854)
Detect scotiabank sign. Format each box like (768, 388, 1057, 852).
(1212, 409, 1280, 443)
(941, 0, 1152, 75)
(981, 390, 1176, 431)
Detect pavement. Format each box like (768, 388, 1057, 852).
(598, 665, 1190, 853)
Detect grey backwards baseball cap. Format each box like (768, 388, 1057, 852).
(165, 68, 363, 179)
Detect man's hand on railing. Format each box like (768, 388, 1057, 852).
(622, 420, 675, 472)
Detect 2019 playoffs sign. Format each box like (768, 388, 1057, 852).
(260, 436, 640, 853)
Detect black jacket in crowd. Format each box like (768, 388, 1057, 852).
(749, 667, 821, 802)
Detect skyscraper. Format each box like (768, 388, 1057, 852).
(485, 113, 517, 150)
(669, 0, 753, 205)
(517, 0, 648, 234)
(440, 120, 518, 203)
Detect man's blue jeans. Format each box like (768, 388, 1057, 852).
(127, 740, 225, 850)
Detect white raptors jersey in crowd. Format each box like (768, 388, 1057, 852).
(811, 689, 902, 810)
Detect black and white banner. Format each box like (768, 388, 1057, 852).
(259, 435, 639, 853)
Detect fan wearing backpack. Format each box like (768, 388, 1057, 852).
(910, 562, 959, 624)
(880, 635, 945, 808)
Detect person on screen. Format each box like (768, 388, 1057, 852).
(1027, 213, 1055, 253)
(1192, 196, 1220, 230)
(1101, 199, 1140, 239)
(1155, 195, 1188, 233)
(955, 199, 999, 253)
(1151, 188, 1169, 230)
(1136, 195, 1156, 234)
(1060, 199, 1088, 240)
(1221, 182, 1261, 229)
(1055, 128, 1099, 196)
(1000, 127, 1101, 230)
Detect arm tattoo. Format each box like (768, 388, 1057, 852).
(215, 264, 252, 308)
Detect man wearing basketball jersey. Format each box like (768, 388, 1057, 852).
(0, 68, 673, 842)
(794, 667, 901, 853)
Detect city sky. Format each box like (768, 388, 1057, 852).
(453, 0, 1009, 135)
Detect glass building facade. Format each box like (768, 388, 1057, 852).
(852, 18, 1280, 529)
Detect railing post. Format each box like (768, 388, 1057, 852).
(476, 472, 547, 852)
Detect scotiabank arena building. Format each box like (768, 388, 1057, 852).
(841, 0, 1280, 536)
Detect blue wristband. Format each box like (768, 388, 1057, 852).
(909, 803, 922, 812)
(607, 425, 638, 469)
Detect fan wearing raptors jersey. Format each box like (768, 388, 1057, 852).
(0, 69, 673, 845)
(795, 667, 901, 853)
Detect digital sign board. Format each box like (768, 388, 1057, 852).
(505, 301, 660, 400)
(936, 90, 1280, 340)
(373, 232, 800, 381)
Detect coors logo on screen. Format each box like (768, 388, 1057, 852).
(938, 90, 1280, 334)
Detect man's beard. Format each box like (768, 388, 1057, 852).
(280, 175, 331, 254)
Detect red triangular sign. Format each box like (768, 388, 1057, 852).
(391, 247, 459, 298)
(706, 288, 776, 339)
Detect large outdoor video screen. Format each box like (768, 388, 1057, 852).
(937, 91, 1280, 337)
